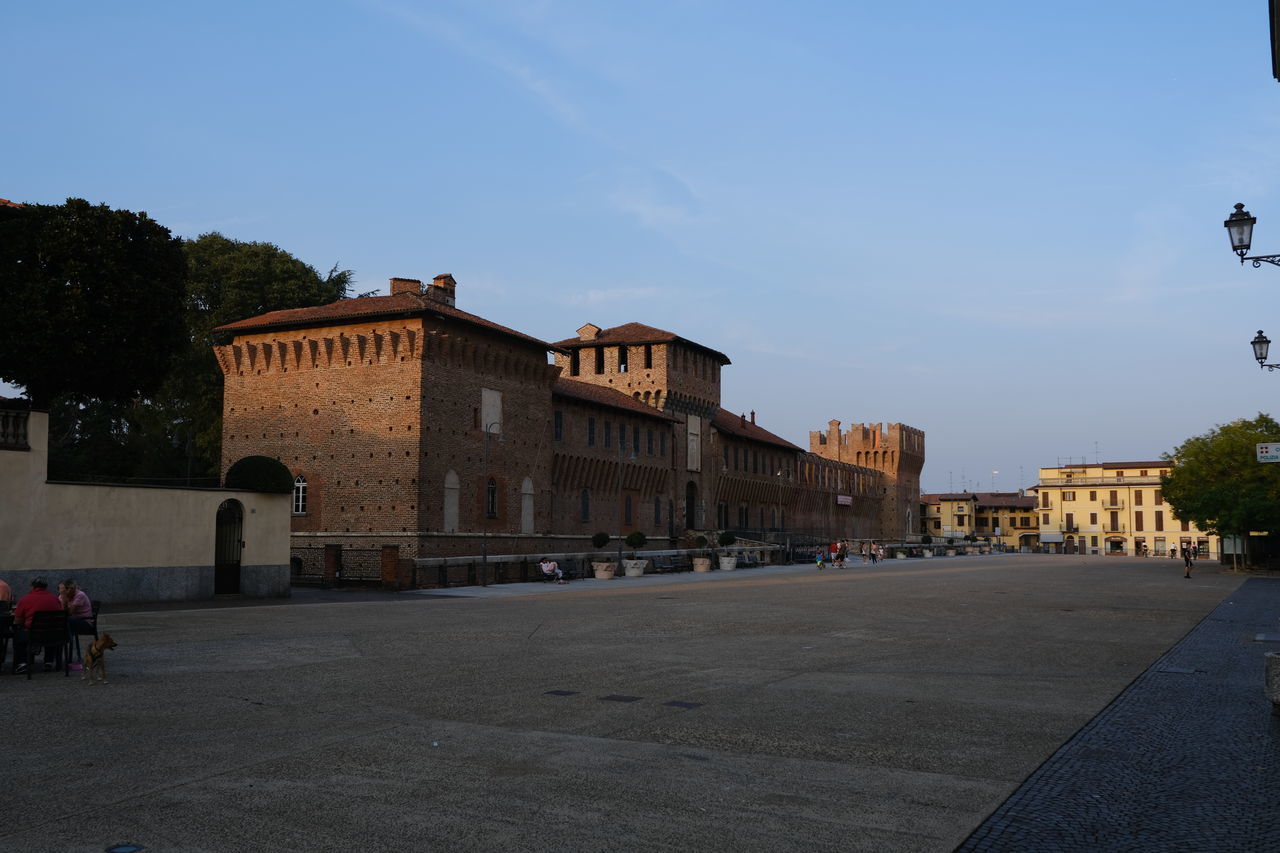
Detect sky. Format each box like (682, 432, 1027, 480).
(6, 1, 1280, 493)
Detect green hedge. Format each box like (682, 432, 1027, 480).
(224, 455, 294, 493)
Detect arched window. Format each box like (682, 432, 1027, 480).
(292, 475, 307, 514)
(520, 477, 534, 534)
(580, 489, 591, 522)
(486, 478, 498, 518)
(654, 496, 662, 526)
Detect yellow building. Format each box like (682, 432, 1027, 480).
(1031, 461, 1219, 558)
(920, 492, 1039, 551)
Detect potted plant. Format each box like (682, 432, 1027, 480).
(590, 531, 615, 579)
(623, 531, 648, 577)
(946, 537, 956, 557)
(691, 534, 712, 572)
(717, 531, 738, 570)
(921, 534, 934, 558)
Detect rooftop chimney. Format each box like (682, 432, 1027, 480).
(750, 410, 755, 424)
(428, 273, 457, 307)
(389, 277, 422, 296)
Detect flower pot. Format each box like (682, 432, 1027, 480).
(592, 562, 616, 580)
(623, 558, 647, 577)
(921, 550, 933, 558)
(895, 551, 907, 559)
(718, 555, 737, 571)
(945, 549, 956, 556)
(692, 557, 712, 572)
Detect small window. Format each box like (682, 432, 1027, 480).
(588, 417, 596, 447)
(647, 429, 654, 455)
(632, 426, 640, 455)
(654, 496, 662, 525)
(553, 411, 563, 441)
(580, 490, 591, 522)
(644, 344, 653, 369)
(604, 422, 612, 449)
(569, 350, 580, 376)
(292, 475, 308, 514)
(1062, 490, 1075, 501)
(624, 495, 633, 525)
(618, 346, 628, 373)
(486, 478, 498, 518)
(594, 347, 605, 374)
(660, 432, 666, 456)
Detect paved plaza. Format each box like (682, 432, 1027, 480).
(3, 554, 1275, 852)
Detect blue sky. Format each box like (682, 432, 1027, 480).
(6, 1, 1280, 492)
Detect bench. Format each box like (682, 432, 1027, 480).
(534, 559, 582, 582)
(653, 556, 678, 573)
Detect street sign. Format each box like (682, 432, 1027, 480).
(1259, 443, 1280, 463)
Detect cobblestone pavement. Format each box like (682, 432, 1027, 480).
(957, 577, 1280, 852)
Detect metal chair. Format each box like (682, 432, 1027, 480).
(23, 610, 69, 679)
(69, 600, 101, 662)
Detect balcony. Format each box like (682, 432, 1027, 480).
(1102, 522, 1127, 534)
(1039, 475, 1161, 487)
(1101, 498, 1125, 510)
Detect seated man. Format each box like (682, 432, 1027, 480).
(539, 558, 566, 584)
(12, 577, 64, 673)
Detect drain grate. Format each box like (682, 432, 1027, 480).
(545, 690, 579, 696)
(664, 700, 703, 709)
(600, 694, 642, 702)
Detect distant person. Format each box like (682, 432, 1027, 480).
(861, 542, 869, 564)
(0, 576, 11, 604)
(59, 579, 94, 633)
(539, 558, 566, 584)
(836, 542, 847, 568)
(816, 551, 824, 570)
(1183, 546, 1194, 579)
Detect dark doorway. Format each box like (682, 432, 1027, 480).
(685, 482, 698, 531)
(215, 499, 244, 594)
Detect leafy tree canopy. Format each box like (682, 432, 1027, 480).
(1161, 414, 1280, 537)
(0, 198, 187, 406)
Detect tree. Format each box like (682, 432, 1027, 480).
(1162, 414, 1280, 563)
(153, 233, 354, 478)
(0, 198, 187, 406)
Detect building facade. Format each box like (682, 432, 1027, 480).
(920, 491, 1038, 550)
(1031, 461, 1219, 558)
(215, 276, 925, 579)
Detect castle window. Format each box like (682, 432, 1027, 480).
(644, 344, 653, 368)
(604, 422, 612, 449)
(660, 432, 666, 456)
(580, 489, 591, 522)
(569, 350, 580, 376)
(624, 495, 633, 525)
(618, 346, 628, 373)
(594, 347, 605, 374)
(654, 496, 662, 525)
(292, 476, 308, 514)
(486, 478, 498, 518)
(588, 417, 596, 446)
(554, 411, 563, 441)
(647, 429, 654, 455)
(633, 426, 640, 455)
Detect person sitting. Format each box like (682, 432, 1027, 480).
(59, 579, 93, 634)
(539, 558, 566, 584)
(12, 577, 64, 674)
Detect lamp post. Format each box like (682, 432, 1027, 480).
(480, 421, 503, 587)
(616, 439, 636, 566)
(1224, 205, 1280, 371)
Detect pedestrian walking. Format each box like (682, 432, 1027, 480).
(1183, 545, 1194, 579)
(861, 542, 869, 564)
(836, 541, 847, 568)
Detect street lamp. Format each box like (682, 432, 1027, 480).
(1225, 203, 1280, 267)
(1251, 330, 1280, 371)
(480, 421, 503, 586)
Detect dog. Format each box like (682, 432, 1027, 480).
(82, 633, 118, 684)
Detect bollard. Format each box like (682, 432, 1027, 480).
(1266, 652, 1280, 716)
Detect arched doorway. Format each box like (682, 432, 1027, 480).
(685, 481, 698, 531)
(215, 499, 244, 594)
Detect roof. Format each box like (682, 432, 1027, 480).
(214, 291, 555, 351)
(552, 378, 679, 422)
(924, 491, 1036, 508)
(552, 322, 731, 365)
(1101, 461, 1167, 469)
(711, 408, 803, 452)
(0, 198, 24, 208)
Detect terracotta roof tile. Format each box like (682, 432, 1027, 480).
(711, 408, 803, 451)
(214, 292, 555, 350)
(552, 378, 678, 421)
(553, 322, 731, 365)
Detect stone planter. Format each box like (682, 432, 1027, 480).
(592, 561, 616, 580)
(623, 558, 647, 577)
(692, 557, 712, 572)
(718, 555, 738, 571)
(945, 549, 956, 556)
(895, 551, 907, 559)
(921, 550, 933, 558)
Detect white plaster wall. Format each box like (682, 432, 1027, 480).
(1, 411, 289, 574)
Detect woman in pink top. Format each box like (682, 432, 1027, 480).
(58, 579, 93, 624)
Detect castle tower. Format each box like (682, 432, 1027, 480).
(809, 420, 925, 539)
